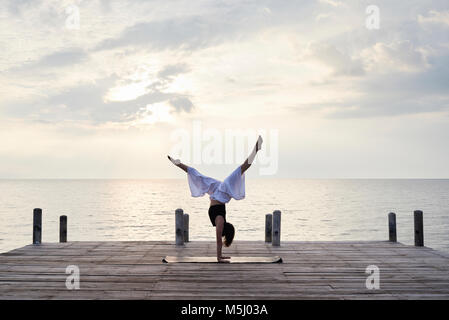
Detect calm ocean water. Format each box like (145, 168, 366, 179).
(0, 179, 448, 254)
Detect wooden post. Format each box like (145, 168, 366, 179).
(60, 215, 67, 243)
(272, 210, 281, 246)
(183, 213, 189, 243)
(265, 214, 272, 243)
(175, 208, 184, 246)
(414, 210, 424, 247)
(33, 208, 42, 245)
(388, 212, 397, 242)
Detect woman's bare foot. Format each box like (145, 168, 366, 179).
(256, 135, 263, 152)
(167, 155, 181, 165)
(168, 155, 188, 173)
(247, 135, 263, 164)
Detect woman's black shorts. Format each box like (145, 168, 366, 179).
(208, 204, 226, 226)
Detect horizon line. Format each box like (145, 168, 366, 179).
(1, 177, 449, 180)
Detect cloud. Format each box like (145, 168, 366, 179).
(361, 40, 429, 73)
(2, 0, 448, 125)
(131, 102, 174, 125)
(318, 0, 343, 7)
(302, 43, 365, 76)
(169, 96, 194, 113)
(418, 10, 449, 27)
(3, 60, 195, 125)
(157, 63, 190, 80)
(33, 48, 88, 67)
(314, 53, 449, 118)
(6, 0, 36, 15)
(1, 0, 449, 180)
(95, 16, 229, 52)
(93, 3, 274, 53)
(46, 74, 193, 124)
(315, 13, 334, 21)
(290, 40, 449, 119)
(3, 47, 89, 76)
(324, 97, 449, 119)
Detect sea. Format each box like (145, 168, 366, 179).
(1, 179, 448, 253)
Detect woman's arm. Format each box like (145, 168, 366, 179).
(215, 217, 230, 263)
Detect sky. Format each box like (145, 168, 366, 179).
(0, 0, 448, 179)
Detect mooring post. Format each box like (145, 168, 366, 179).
(33, 208, 42, 245)
(414, 210, 424, 247)
(175, 208, 184, 246)
(272, 210, 281, 246)
(388, 212, 397, 242)
(265, 214, 272, 243)
(183, 213, 189, 243)
(60, 215, 67, 243)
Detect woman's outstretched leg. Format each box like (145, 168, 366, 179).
(240, 135, 263, 174)
(167, 155, 189, 173)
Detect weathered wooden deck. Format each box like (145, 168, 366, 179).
(1, 241, 449, 300)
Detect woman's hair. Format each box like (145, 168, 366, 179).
(222, 222, 235, 247)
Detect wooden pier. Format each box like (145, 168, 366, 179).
(1, 240, 449, 300)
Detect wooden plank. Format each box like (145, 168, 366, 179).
(0, 240, 448, 299)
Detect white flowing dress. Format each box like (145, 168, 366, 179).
(187, 166, 245, 203)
